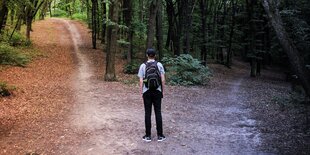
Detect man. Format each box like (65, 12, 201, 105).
(138, 48, 166, 142)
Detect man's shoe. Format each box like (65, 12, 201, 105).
(142, 135, 151, 142)
(157, 135, 166, 142)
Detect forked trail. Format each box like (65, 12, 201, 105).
(1, 18, 299, 155)
(63, 18, 263, 154)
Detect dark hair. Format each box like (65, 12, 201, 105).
(146, 48, 156, 57)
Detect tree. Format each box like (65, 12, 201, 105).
(91, 0, 98, 49)
(199, 0, 208, 66)
(156, 0, 163, 60)
(146, 0, 159, 49)
(262, 0, 310, 98)
(0, 0, 8, 33)
(123, 0, 133, 63)
(101, 0, 107, 44)
(226, 0, 236, 68)
(165, 0, 179, 56)
(25, 0, 44, 40)
(104, 0, 120, 81)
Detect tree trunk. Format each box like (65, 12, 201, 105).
(226, 0, 236, 68)
(101, 0, 106, 44)
(200, 0, 207, 66)
(177, 0, 186, 54)
(86, 0, 91, 28)
(123, 0, 133, 63)
(139, 0, 144, 23)
(105, 0, 119, 81)
(183, 0, 195, 54)
(165, 0, 179, 56)
(262, 0, 310, 97)
(156, 0, 163, 60)
(0, 0, 8, 33)
(41, 1, 50, 20)
(26, 16, 32, 39)
(250, 58, 257, 77)
(96, 0, 100, 40)
(25, 0, 44, 40)
(146, 0, 158, 49)
(91, 0, 97, 49)
(10, 9, 14, 25)
(49, 2, 52, 17)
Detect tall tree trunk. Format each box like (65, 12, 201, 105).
(177, 0, 185, 54)
(246, 0, 257, 77)
(146, 0, 158, 49)
(262, 0, 310, 98)
(156, 0, 163, 60)
(26, 16, 32, 39)
(226, 0, 236, 68)
(49, 2, 52, 17)
(200, 0, 207, 66)
(91, 0, 97, 49)
(139, 0, 144, 23)
(86, 0, 91, 28)
(39, 1, 49, 20)
(25, 0, 44, 40)
(123, 0, 133, 63)
(212, 7, 217, 59)
(183, 0, 195, 54)
(218, 0, 227, 64)
(101, 0, 106, 44)
(96, 0, 100, 39)
(10, 9, 14, 25)
(0, 0, 8, 33)
(165, 0, 179, 56)
(105, 0, 119, 81)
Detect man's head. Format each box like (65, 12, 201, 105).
(146, 48, 156, 59)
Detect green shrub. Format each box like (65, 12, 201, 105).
(0, 81, 16, 97)
(9, 32, 31, 46)
(124, 60, 140, 74)
(52, 9, 67, 17)
(162, 54, 212, 86)
(71, 13, 87, 22)
(0, 43, 29, 66)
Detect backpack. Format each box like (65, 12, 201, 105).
(144, 61, 161, 90)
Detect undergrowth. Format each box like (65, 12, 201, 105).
(123, 60, 140, 74)
(0, 81, 16, 97)
(0, 26, 41, 67)
(71, 13, 88, 23)
(52, 8, 67, 17)
(0, 43, 30, 67)
(162, 54, 212, 86)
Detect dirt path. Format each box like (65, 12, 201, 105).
(58, 19, 264, 154)
(1, 18, 308, 155)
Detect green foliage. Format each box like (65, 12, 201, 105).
(0, 43, 30, 67)
(132, 20, 147, 38)
(124, 60, 140, 74)
(71, 13, 88, 22)
(52, 8, 67, 17)
(0, 81, 16, 97)
(117, 39, 130, 48)
(9, 32, 31, 47)
(276, 0, 310, 64)
(162, 54, 212, 86)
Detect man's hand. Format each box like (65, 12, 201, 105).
(140, 77, 144, 97)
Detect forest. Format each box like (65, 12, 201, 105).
(1, 0, 309, 99)
(0, 0, 310, 154)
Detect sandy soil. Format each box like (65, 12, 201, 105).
(0, 18, 309, 155)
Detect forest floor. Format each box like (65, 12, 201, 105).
(0, 18, 309, 155)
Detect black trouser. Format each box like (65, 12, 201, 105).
(143, 90, 163, 137)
